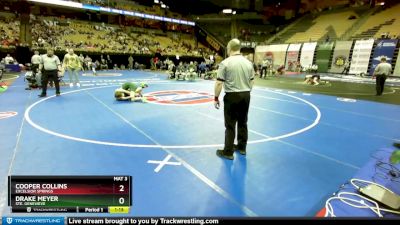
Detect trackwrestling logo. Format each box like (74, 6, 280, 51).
(2, 217, 64, 225)
(377, 41, 396, 48)
(145, 90, 214, 105)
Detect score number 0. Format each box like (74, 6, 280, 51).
(119, 185, 125, 204)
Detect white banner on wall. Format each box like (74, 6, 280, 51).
(394, 51, 400, 77)
(254, 44, 289, 68)
(349, 39, 374, 75)
(329, 41, 353, 73)
(254, 45, 268, 66)
(300, 42, 317, 68)
(285, 43, 302, 70)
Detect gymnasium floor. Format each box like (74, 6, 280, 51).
(0, 70, 399, 217)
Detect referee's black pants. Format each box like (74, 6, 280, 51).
(41, 70, 60, 95)
(375, 75, 387, 96)
(223, 91, 251, 155)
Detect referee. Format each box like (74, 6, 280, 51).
(372, 57, 392, 96)
(214, 39, 255, 160)
(39, 49, 62, 97)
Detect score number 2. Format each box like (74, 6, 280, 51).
(119, 185, 125, 205)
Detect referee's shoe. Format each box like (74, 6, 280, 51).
(216, 144, 246, 160)
(234, 144, 246, 155)
(216, 150, 234, 160)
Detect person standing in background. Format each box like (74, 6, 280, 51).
(342, 59, 350, 75)
(261, 58, 269, 78)
(4, 54, 14, 64)
(84, 55, 92, 71)
(63, 49, 81, 88)
(128, 55, 134, 70)
(31, 50, 42, 85)
(107, 55, 112, 69)
(373, 57, 392, 96)
(214, 39, 255, 160)
(78, 54, 85, 70)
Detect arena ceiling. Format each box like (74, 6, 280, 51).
(134, 0, 292, 16)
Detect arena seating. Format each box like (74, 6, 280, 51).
(30, 16, 213, 57)
(70, 0, 186, 20)
(352, 4, 400, 39)
(286, 10, 357, 43)
(377, 19, 400, 39)
(268, 4, 374, 44)
(0, 12, 20, 49)
(237, 21, 275, 43)
(198, 20, 231, 44)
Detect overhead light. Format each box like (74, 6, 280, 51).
(232, 11, 236, 15)
(161, 4, 166, 8)
(154, 0, 159, 3)
(380, 2, 385, 5)
(222, 9, 232, 14)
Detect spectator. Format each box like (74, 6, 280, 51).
(63, 48, 81, 88)
(31, 50, 42, 84)
(198, 61, 207, 77)
(84, 55, 92, 71)
(107, 55, 112, 68)
(5, 54, 14, 64)
(79, 54, 85, 69)
(342, 60, 350, 75)
(261, 58, 270, 78)
(128, 55, 134, 70)
(100, 57, 108, 70)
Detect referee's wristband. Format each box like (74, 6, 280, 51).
(214, 96, 219, 101)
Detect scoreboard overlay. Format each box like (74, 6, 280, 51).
(8, 176, 132, 213)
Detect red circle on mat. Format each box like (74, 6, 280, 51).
(145, 90, 213, 105)
(0, 111, 18, 120)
